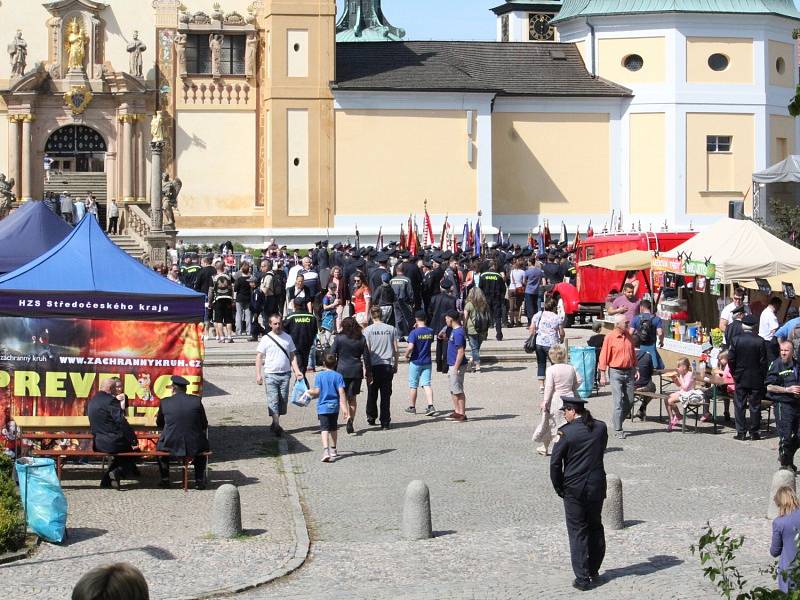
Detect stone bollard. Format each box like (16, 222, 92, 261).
(213, 484, 242, 539)
(769, 469, 796, 519)
(402, 480, 432, 540)
(603, 474, 624, 530)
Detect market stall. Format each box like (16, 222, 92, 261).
(0, 215, 206, 455)
(0, 200, 71, 274)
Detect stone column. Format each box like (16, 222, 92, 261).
(121, 115, 134, 202)
(136, 117, 146, 202)
(20, 115, 33, 202)
(146, 141, 167, 266)
(105, 151, 117, 230)
(8, 116, 20, 201)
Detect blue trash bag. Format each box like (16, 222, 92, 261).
(15, 457, 68, 544)
(569, 346, 597, 399)
(290, 378, 310, 408)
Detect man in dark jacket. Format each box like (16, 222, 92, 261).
(479, 261, 507, 341)
(87, 378, 138, 489)
(284, 299, 319, 373)
(550, 396, 608, 591)
(156, 375, 209, 489)
(728, 315, 768, 441)
(429, 280, 457, 373)
(767, 341, 800, 470)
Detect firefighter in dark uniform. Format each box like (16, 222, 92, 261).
(550, 396, 609, 591)
(478, 260, 507, 341)
(767, 340, 800, 471)
(284, 298, 319, 372)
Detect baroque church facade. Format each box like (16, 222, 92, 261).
(0, 0, 797, 245)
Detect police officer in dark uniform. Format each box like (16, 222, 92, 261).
(550, 396, 608, 591)
(478, 260, 507, 341)
(156, 375, 209, 490)
(767, 340, 800, 471)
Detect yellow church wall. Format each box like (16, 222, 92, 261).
(335, 109, 477, 216)
(597, 37, 666, 84)
(575, 41, 588, 68)
(685, 113, 754, 214)
(769, 40, 795, 88)
(629, 113, 666, 214)
(492, 112, 610, 215)
(770, 114, 795, 164)
(175, 111, 257, 217)
(686, 37, 753, 84)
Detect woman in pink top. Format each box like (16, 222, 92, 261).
(665, 357, 694, 430)
(537, 344, 581, 455)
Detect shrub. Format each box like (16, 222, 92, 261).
(0, 455, 23, 554)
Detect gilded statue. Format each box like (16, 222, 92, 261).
(150, 111, 165, 143)
(64, 18, 87, 70)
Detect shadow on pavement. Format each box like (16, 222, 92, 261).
(0, 545, 176, 568)
(203, 380, 231, 398)
(209, 426, 313, 461)
(599, 554, 683, 584)
(209, 469, 260, 487)
(61, 527, 108, 545)
(330, 448, 396, 461)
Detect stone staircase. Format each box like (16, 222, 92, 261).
(44, 172, 107, 202)
(108, 234, 147, 261)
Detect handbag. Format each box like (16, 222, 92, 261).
(524, 311, 544, 353)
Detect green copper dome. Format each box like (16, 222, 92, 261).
(551, 0, 800, 24)
(336, 0, 406, 42)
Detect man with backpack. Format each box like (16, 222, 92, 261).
(258, 259, 286, 323)
(629, 300, 664, 370)
(478, 260, 507, 341)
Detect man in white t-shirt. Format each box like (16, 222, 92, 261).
(719, 288, 748, 331)
(759, 296, 782, 362)
(255, 313, 303, 436)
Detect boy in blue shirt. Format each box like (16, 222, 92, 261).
(404, 311, 436, 416)
(307, 353, 350, 462)
(445, 310, 468, 422)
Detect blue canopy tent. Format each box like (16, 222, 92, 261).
(0, 215, 205, 322)
(0, 200, 71, 274)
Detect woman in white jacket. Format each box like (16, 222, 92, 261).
(535, 344, 581, 455)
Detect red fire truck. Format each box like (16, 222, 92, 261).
(574, 230, 696, 318)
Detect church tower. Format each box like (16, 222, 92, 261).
(491, 1, 562, 42)
(336, 0, 405, 42)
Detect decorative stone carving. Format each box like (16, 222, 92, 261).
(178, 10, 190, 24)
(245, 32, 257, 79)
(126, 30, 146, 78)
(8, 31, 27, 78)
(161, 172, 182, 230)
(64, 17, 88, 70)
(209, 33, 224, 79)
(211, 2, 223, 22)
(150, 110, 166, 143)
(174, 32, 187, 78)
(64, 85, 93, 115)
(191, 11, 211, 25)
(180, 80, 252, 107)
(0, 174, 15, 215)
(225, 11, 245, 25)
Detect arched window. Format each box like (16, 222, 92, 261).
(45, 125, 107, 154)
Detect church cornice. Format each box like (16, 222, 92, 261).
(2, 63, 49, 94)
(43, 0, 109, 16)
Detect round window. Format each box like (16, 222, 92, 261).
(708, 53, 729, 72)
(777, 57, 786, 74)
(293, 158, 300, 167)
(293, 43, 300, 52)
(623, 54, 644, 72)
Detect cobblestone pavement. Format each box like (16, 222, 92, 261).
(4, 394, 295, 600)
(225, 326, 780, 599)
(7, 325, 784, 599)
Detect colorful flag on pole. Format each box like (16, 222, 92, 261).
(543, 220, 552, 246)
(474, 217, 482, 257)
(399, 223, 406, 250)
(462, 221, 470, 251)
(527, 229, 534, 249)
(587, 220, 594, 237)
(440, 215, 449, 249)
(355, 224, 360, 251)
(572, 225, 581, 253)
(376, 226, 384, 249)
(423, 206, 434, 248)
(536, 226, 545, 253)
(560, 222, 568, 247)
(496, 226, 503, 245)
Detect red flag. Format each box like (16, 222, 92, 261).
(544, 220, 552, 246)
(572, 225, 581, 253)
(467, 221, 474, 250)
(587, 220, 594, 237)
(409, 218, 419, 255)
(399, 223, 406, 250)
(439, 215, 449, 249)
(423, 207, 434, 247)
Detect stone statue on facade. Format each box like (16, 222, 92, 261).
(209, 33, 224, 79)
(0, 174, 15, 215)
(126, 30, 147, 78)
(161, 172, 182, 230)
(245, 32, 257, 79)
(150, 111, 166, 143)
(174, 32, 188, 78)
(65, 18, 87, 70)
(8, 31, 27, 78)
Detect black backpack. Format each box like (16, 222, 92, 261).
(637, 314, 655, 346)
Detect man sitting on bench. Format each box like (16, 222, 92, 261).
(87, 377, 139, 490)
(156, 375, 209, 490)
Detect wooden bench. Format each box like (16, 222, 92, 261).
(632, 391, 671, 422)
(30, 448, 211, 492)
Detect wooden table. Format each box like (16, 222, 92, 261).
(655, 369, 726, 433)
(13, 416, 157, 431)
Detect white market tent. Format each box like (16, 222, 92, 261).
(664, 218, 800, 283)
(752, 155, 800, 184)
(580, 249, 653, 271)
(752, 155, 800, 222)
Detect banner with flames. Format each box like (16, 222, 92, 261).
(0, 317, 203, 453)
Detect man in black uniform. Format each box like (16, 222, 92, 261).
(403, 253, 423, 311)
(767, 340, 800, 470)
(728, 315, 768, 441)
(156, 375, 210, 490)
(87, 378, 138, 489)
(724, 305, 745, 348)
(284, 298, 319, 373)
(550, 396, 608, 591)
(543, 252, 564, 284)
(478, 260, 507, 341)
